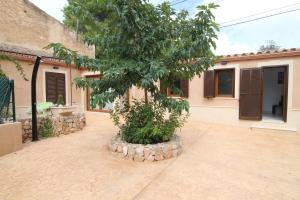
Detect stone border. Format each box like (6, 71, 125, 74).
(108, 135, 182, 162)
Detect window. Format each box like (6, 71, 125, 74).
(214, 69, 235, 97)
(45, 72, 66, 104)
(203, 69, 235, 98)
(160, 79, 189, 98)
(168, 79, 181, 96)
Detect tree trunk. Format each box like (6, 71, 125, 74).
(144, 89, 148, 104)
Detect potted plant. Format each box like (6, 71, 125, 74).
(56, 95, 65, 106)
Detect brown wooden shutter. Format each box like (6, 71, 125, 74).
(160, 81, 167, 95)
(180, 79, 189, 98)
(239, 68, 262, 120)
(46, 73, 57, 103)
(46, 72, 66, 104)
(204, 70, 214, 98)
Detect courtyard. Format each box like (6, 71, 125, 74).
(0, 112, 300, 200)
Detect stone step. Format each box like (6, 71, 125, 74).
(250, 125, 298, 134)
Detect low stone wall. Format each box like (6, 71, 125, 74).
(109, 135, 182, 162)
(19, 112, 86, 142)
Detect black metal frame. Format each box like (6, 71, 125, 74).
(10, 80, 16, 122)
(31, 57, 41, 142)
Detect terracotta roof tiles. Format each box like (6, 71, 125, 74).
(219, 48, 300, 62)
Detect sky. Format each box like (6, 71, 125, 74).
(28, 0, 300, 55)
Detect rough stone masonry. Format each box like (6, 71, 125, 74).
(19, 112, 86, 142)
(109, 135, 183, 162)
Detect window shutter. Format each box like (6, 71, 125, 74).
(56, 73, 66, 103)
(204, 70, 214, 98)
(180, 79, 189, 98)
(46, 72, 66, 104)
(239, 68, 262, 120)
(46, 73, 57, 103)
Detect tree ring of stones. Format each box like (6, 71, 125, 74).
(108, 134, 182, 162)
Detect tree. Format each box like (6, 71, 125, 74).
(47, 0, 219, 143)
(259, 40, 280, 52)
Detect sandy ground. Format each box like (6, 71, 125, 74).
(0, 112, 300, 200)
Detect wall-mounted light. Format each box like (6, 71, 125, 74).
(53, 66, 59, 70)
(220, 61, 228, 65)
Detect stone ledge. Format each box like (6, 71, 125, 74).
(108, 135, 182, 162)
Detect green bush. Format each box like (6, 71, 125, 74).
(27, 102, 54, 116)
(38, 116, 54, 138)
(56, 95, 65, 106)
(111, 100, 188, 144)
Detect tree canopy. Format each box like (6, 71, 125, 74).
(47, 0, 219, 114)
(259, 40, 280, 52)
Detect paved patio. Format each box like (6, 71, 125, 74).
(1, 112, 300, 200)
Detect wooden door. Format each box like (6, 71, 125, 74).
(180, 79, 189, 98)
(86, 75, 116, 112)
(239, 68, 262, 120)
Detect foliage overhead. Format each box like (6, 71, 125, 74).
(47, 0, 219, 114)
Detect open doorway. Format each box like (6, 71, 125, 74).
(262, 66, 287, 122)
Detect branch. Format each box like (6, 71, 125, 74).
(0, 53, 28, 81)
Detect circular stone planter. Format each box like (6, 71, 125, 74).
(108, 135, 182, 162)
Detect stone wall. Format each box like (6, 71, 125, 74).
(19, 112, 86, 142)
(109, 135, 182, 162)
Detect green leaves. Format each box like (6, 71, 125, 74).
(49, 0, 219, 114)
(111, 100, 188, 144)
(0, 54, 28, 81)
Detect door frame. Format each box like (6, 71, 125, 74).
(261, 65, 288, 122)
(85, 74, 111, 113)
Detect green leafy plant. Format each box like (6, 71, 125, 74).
(56, 95, 65, 106)
(46, 1, 218, 144)
(38, 116, 54, 138)
(0, 53, 28, 80)
(111, 100, 188, 144)
(27, 102, 54, 116)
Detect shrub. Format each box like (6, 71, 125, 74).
(27, 102, 54, 116)
(111, 100, 188, 144)
(56, 95, 65, 106)
(38, 116, 54, 138)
